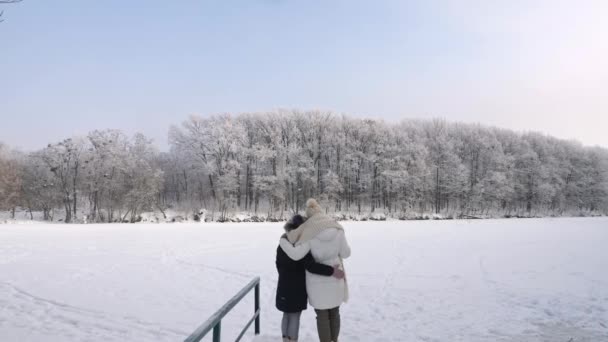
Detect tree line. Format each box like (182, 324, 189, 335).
(1, 111, 607, 222)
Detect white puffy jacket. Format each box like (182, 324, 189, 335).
(279, 228, 351, 310)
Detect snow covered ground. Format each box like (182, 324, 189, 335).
(1, 218, 607, 342)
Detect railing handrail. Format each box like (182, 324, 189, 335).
(184, 277, 261, 342)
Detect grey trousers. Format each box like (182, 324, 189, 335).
(315, 307, 340, 342)
(281, 311, 302, 340)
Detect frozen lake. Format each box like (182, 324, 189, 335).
(1, 218, 607, 341)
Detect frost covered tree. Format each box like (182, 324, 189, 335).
(0, 143, 22, 217)
(118, 133, 163, 222)
(169, 114, 247, 219)
(81, 130, 163, 222)
(20, 152, 62, 220)
(39, 138, 85, 223)
(82, 130, 129, 221)
(3, 112, 608, 222)
(166, 112, 608, 219)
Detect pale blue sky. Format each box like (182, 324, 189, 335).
(1, 0, 607, 150)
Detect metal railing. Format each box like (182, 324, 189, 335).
(184, 277, 261, 342)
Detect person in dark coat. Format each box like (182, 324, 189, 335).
(276, 214, 344, 342)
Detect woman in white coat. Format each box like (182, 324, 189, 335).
(280, 199, 351, 342)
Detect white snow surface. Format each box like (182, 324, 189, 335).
(1, 218, 607, 342)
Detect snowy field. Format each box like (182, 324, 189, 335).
(1, 218, 607, 342)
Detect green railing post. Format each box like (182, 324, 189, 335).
(254, 282, 260, 334)
(213, 322, 221, 342)
(184, 277, 261, 342)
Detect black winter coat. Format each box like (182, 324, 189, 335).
(275, 245, 334, 313)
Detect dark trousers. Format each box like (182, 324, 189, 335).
(315, 307, 340, 342)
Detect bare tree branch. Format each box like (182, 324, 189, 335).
(0, 0, 22, 23)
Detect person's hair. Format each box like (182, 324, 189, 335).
(284, 214, 305, 231)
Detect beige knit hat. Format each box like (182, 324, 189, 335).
(305, 198, 322, 218)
